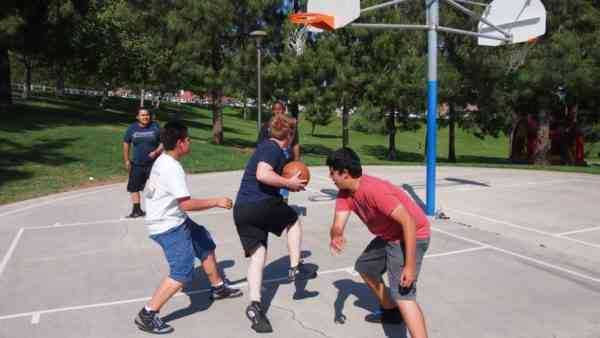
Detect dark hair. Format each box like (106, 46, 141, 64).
(272, 100, 286, 112)
(161, 121, 188, 151)
(326, 147, 362, 178)
(137, 108, 151, 116)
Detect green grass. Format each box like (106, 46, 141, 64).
(1, 95, 599, 205)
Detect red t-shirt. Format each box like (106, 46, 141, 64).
(335, 175, 431, 241)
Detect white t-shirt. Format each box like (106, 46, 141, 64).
(144, 154, 190, 235)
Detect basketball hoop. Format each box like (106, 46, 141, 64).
(289, 12, 335, 31)
(506, 37, 539, 73)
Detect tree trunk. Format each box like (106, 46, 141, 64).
(448, 104, 456, 162)
(212, 90, 224, 144)
(99, 83, 109, 108)
(533, 112, 550, 165)
(342, 106, 349, 148)
(0, 48, 11, 105)
(387, 113, 397, 160)
(22, 61, 32, 100)
(154, 91, 161, 108)
(242, 93, 248, 120)
(311, 122, 316, 136)
(55, 64, 65, 97)
(140, 88, 145, 107)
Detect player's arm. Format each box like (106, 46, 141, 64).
(122, 142, 131, 171)
(177, 196, 232, 212)
(256, 161, 306, 191)
(149, 143, 164, 159)
(330, 211, 350, 254)
(292, 144, 301, 161)
(389, 204, 418, 287)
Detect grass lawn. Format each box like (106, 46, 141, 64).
(1, 95, 599, 205)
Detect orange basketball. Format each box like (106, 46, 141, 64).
(283, 161, 310, 185)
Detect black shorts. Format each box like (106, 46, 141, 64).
(233, 197, 298, 257)
(127, 164, 153, 192)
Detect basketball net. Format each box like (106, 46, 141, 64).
(288, 26, 308, 56)
(506, 38, 538, 73)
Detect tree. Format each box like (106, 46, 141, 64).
(0, 1, 20, 105)
(168, 0, 281, 144)
(349, 2, 427, 159)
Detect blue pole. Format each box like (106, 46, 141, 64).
(425, 0, 439, 216)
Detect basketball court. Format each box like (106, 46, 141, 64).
(0, 166, 599, 338)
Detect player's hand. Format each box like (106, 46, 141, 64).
(286, 171, 307, 192)
(400, 264, 416, 288)
(124, 160, 131, 172)
(215, 197, 233, 209)
(330, 235, 346, 255)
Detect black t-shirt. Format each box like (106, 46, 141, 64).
(256, 122, 299, 147)
(236, 140, 287, 205)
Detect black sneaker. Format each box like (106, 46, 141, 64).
(134, 308, 174, 334)
(127, 210, 146, 218)
(245, 302, 273, 333)
(365, 308, 404, 324)
(288, 261, 317, 282)
(210, 282, 243, 300)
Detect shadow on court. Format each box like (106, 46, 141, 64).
(333, 279, 408, 338)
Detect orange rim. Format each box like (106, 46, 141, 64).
(289, 12, 335, 31)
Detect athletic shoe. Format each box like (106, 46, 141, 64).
(134, 308, 174, 334)
(288, 261, 317, 282)
(210, 282, 243, 300)
(127, 210, 146, 218)
(364, 308, 404, 324)
(245, 302, 273, 333)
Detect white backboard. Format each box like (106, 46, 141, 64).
(307, 0, 360, 30)
(478, 0, 547, 46)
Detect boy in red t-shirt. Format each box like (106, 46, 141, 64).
(327, 148, 430, 338)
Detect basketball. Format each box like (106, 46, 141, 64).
(283, 161, 310, 185)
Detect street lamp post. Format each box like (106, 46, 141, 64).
(250, 30, 267, 132)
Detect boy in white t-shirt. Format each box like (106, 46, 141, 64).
(134, 121, 242, 334)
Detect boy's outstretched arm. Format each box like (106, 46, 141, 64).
(178, 197, 232, 212)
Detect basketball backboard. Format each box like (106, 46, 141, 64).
(478, 0, 547, 46)
(300, 0, 360, 31)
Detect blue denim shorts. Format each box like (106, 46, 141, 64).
(150, 218, 216, 284)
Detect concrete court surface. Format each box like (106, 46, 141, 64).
(0, 166, 599, 338)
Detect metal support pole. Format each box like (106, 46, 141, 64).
(426, 0, 438, 216)
(257, 43, 262, 132)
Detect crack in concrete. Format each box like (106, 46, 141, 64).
(271, 304, 334, 338)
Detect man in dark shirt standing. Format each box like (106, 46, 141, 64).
(123, 108, 162, 218)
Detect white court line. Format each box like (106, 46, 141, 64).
(432, 227, 600, 283)
(22, 200, 338, 231)
(0, 228, 24, 278)
(0, 246, 483, 322)
(0, 186, 119, 218)
(31, 312, 40, 325)
(424, 246, 489, 258)
(447, 208, 600, 249)
(556, 226, 600, 236)
(453, 179, 584, 191)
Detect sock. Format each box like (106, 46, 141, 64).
(212, 281, 224, 289)
(144, 305, 153, 313)
(133, 203, 142, 212)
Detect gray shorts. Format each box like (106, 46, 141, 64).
(354, 237, 430, 301)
